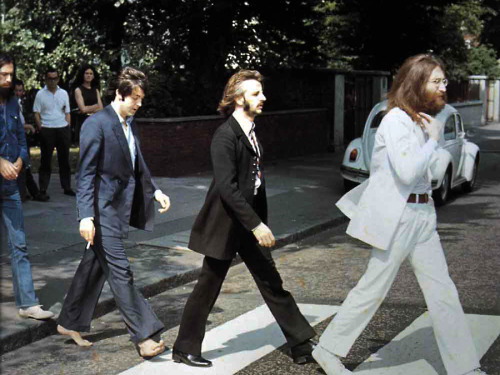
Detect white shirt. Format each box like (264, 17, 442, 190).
(18, 98, 25, 126)
(232, 114, 262, 193)
(33, 86, 70, 128)
(412, 127, 434, 194)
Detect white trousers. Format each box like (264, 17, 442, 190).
(319, 201, 480, 375)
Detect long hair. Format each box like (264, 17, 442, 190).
(217, 70, 263, 116)
(74, 64, 100, 90)
(0, 53, 16, 101)
(116, 66, 148, 98)
(387, 54, 446, 124)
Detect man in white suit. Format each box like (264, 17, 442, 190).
(312, 54, 487, 375)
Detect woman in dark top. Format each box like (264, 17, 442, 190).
(72, 64, 103, 143)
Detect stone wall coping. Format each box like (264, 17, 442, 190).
(302, 68, 391, 76)
(450, 100, 483, 108)
(137, 108, 328, 123)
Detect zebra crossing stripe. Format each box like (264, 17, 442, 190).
(119, 303, 339, 375)
(354, 313, 500, 374)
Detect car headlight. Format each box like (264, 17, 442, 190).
(349, 148, 358, 162)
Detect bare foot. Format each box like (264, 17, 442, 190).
(57, 324, 93, 347)
(138, 338, 165, 358)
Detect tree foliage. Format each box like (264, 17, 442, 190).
(315, 0, 499, 79)
(1, 0, 498, 116)
(467, 44, 500, 77)
(481, 0, 500, 56)
(1, 0, 324, 115)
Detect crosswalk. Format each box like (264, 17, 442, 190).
(119, 304, 500, 375)
(120, 304, 339, 375)
(355, 313, 500, 374)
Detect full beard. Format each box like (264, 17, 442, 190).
(0, 87, 11, 100)
(422, 91, 447, 116)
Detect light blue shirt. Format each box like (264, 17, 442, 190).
(111, 102, 136, 169)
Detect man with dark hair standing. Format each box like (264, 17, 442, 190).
(0, 53, 54, 320)
(33, 67, 74, 197)
(312, 54, 487, 375)
(56, 67, 170, 358)
(173, 70, 316, 368)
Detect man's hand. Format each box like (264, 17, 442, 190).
(13, 157, 23, 174)
(0, 158, 19, 180)
(154, 191, 171, 214)
(252, 223, 276, 247)
(419, 112, 443, 142)
(79, 217, 95, 245)
(34, 113, 42, 132)
(24, 124, 35, 134)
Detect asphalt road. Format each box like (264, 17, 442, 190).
(1, 125, 499, 375)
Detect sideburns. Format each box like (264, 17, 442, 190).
(243, 97, 250, 112)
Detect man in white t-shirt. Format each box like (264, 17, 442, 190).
(33, 68, 75, 197)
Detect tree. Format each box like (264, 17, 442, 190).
(1, 0, 119, 90)
(2, 0, 325, 116)
(481, 0, 500, 56)
(314, 0, 497, 79)
(467, 44, 500, 77)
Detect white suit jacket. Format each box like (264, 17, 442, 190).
(337, 107, 439, 250)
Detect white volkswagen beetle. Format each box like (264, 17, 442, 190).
(340, 100, 480, 205)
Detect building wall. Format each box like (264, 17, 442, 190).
(136, 108, 328, 177)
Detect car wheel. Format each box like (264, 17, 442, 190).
(433, 167, 451, 206)
(344, 179, 358, 192)
(462, 155, 479, 193)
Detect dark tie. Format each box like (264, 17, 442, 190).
(250, 126, 262, 179)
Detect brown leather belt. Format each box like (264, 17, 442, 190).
(407, 193, 429, 204)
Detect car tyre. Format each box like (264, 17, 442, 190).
(462, 155, 479, 193)
(344, 179, 358, 192)
(433, 167, 451, 206)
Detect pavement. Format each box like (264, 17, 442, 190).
(0, 151, 348, 355)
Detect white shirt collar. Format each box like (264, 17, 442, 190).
(111, 101, 133, 126)
(232, 112, 254, 136)
(43, 85, 61, 92)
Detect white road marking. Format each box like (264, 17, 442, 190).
(354, 312, 500, 374)
(119, 303, 339, 375)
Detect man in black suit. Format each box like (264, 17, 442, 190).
(56, 67, 170, 358)
(173, 70, 316, 367)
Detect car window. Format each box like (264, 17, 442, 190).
(370, 111, 386, 129)
(444, 116, 456, 141)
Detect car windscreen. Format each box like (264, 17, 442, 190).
(371, 111, 386, 129)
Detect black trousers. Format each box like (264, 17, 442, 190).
(57, 232, 164, 343)
(174, 237, 316, 355)
(38, 126, 72, 192)
(17, 145, 40, 201)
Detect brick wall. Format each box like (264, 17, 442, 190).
(136, 108, 328, 177)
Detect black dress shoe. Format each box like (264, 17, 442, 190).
(63, 189, 76, 196)
(291, 339, 317, 364)
(172, 348, 212, 367)
(34, 192, 50, 202)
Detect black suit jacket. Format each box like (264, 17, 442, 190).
(76, 105, 158, 238)
(189, 115, 268, 260)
